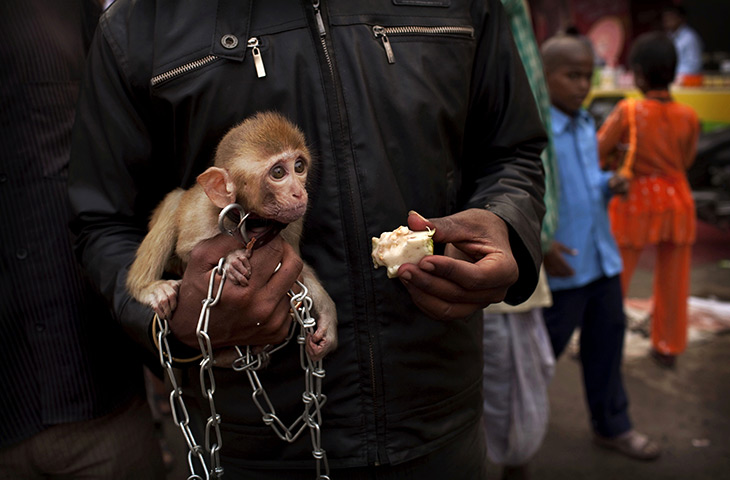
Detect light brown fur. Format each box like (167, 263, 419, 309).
(126, 111, 337, 361)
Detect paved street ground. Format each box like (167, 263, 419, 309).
(500, 220, 730, 480)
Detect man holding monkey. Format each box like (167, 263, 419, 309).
(69, 0, 546, 478)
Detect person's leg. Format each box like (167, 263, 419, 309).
(0, 435, 41, 479)
(618, 246, 642, 296)
(482, 313, 514, 464)
(581, 276, 661, 460)
(0, 395, 165, 480)
(543, 287, 588, 359)
(578, 276, 631, 438)
(652, 242, 692, 356)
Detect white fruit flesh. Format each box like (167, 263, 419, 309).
(371, 226, 435, 278)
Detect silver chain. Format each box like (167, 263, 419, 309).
(155, 257, 330, 479)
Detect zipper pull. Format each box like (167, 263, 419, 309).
(312, 0, 326, 37)
(247, 37, 266, 78)
(373, 26, 395, 64)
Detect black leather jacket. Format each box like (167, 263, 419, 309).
(69, 0, 545, 469)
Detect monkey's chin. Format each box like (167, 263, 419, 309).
(270, 205, 307, 225)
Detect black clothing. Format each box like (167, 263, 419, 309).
(69, 0, 546, 470)
(0, 0, 147, 449)
(543, 275, 632, 438)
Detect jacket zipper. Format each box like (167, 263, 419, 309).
(150, 55, 219, 87)
(312, 0, 382, 466)
(372, 25, 475, 64)
(150, 35, 267, 87)
(312, 0, 335, 81)
(247, 37, 267, 78)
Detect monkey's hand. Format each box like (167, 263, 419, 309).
(224, 248, 253, 286)
(307, 298, 338, 362)
(140, 279, 182, 320)
(169, 233, 303, 351)
(300, 264, 338, 361)
(395, 209, 519, 320)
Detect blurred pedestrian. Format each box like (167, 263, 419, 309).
(598, 31, 700, 368)
(541, 33, 661, 461)
(661, 5, 703, 80)
(0, 1, 165, 478)
(482, 1, 557, 479)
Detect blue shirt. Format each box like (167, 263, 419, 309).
(671, 24, 703, 75)
(547, 107, 622, 291)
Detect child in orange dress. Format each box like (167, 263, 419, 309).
(598, 32, 700, 367)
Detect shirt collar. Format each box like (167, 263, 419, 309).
(551, 106, 591, 134)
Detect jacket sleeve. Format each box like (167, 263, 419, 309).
(462, 0, 547, 305)
(68, 13, 157, 353)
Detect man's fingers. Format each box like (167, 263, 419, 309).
(408, 210, 461, 244)
(399, 266, 509, 307)
(250, 239, 303, 292)
(189, 234, 246, 272)
(400, 280, 483, 320)
(402, 254, 513, 293)
(257, 297, 295, 345)
(554, 241, 578, 256)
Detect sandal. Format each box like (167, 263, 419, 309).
(594, 430, 661, 461)
(651, 349, 677, 369)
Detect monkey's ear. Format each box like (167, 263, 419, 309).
(197, 167, 237, 209)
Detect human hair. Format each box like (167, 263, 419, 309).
(541, 33, 594, 74)
(629, 31, 677, 89)
(662, 5, 686, 18)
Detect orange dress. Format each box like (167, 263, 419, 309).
(598, 91, 700, 356)
(598, 92, 700, 248)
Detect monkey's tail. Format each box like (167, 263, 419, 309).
(126, 188, 185, 301)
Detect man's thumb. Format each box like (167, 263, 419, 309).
(407, 210, 435, 231)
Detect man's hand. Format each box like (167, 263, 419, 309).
(169, 233, 303, 350)
(396, 209, 519, 320)
(543, 241, 576, 278)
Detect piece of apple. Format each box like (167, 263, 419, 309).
(371, 226, 435, 278)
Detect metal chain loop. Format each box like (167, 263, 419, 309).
(155, 313, 209, 480)
(155, 257, 330, 480)
(235, 280, 330, 479)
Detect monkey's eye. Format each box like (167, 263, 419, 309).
(294, 158, 306, 174)
(271, 165, 286, 179)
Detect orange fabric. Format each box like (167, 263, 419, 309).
(600, 92, 699, 356)
(598, 93, 700, 248)
(618, 98, 637, 179)
(620, 244, 692, 355)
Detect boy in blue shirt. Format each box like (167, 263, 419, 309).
(541, 34, 660, 461)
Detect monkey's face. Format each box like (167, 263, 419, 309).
(243, 149, 309, 225)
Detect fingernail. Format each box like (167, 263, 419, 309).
(400, 271, 412, 282)
(408, 210, 427, 222)
(421, 261, 435, 272)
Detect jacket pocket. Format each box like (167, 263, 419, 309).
(371, 24, 474, 64)
(150, 54, 220, 87)
(150, 36, 270, 87)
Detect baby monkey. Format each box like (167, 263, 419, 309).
(126, 111, 337, 360)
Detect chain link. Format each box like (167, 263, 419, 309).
(155, 257, 330, 480)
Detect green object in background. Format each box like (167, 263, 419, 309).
(701, 121, 730, 133)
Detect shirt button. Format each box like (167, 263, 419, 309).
(35, 323, 46, 332)
(16, 249, 28, 260)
